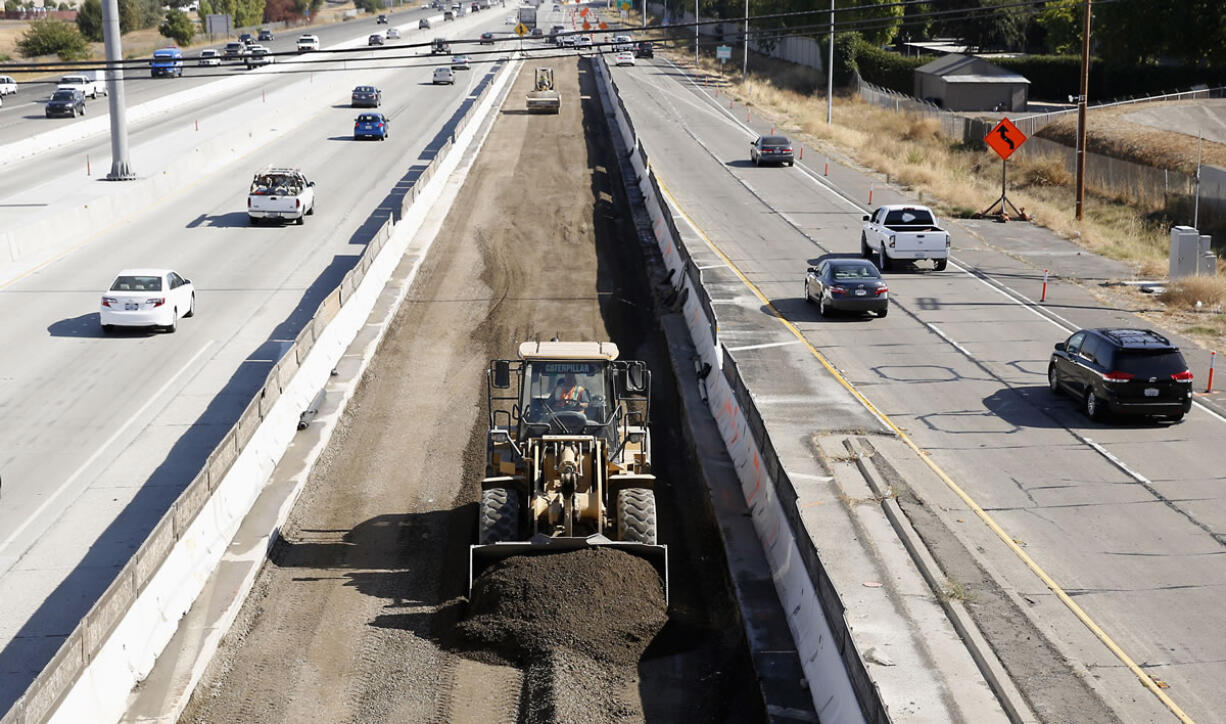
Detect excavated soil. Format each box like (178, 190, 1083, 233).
(179, 56, 760, 724)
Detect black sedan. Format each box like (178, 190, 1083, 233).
(750, 135, 794, 166)
(45, 88, 85, 118)
(351, 85, 382, 107)
(480, 31, 495, 44)
(804, 258, 889, 318)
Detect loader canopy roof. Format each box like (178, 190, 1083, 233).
(518, 341, 618, 361)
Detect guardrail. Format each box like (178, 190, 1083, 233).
(0, 56, 509, 724)
(592, 55, 885, 724)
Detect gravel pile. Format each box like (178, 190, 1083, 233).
(460, 548, 668, 667)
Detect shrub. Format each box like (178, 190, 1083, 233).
(1018, 155, 1072, 188)
(1159, 276, 1226, 311)
(17, 19, 90, 60)
(159, 8, 194, 44)
(76, 0, 104, 42)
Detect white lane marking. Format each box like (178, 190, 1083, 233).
(725, 339, 804, 353)
(1077, 435, 1154, 486)
(654, 56, 1226, 427)
(924, 322, 974, 358)
(789, 472, 835, 482)
(0, 340, 216, 561)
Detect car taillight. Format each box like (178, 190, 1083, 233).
(296, 199, 301, 208)
(1171, 370, 1194, 382)
(247, 198, 251, 207)
(148, 297, 165, 307)
(378, 122, 383, 127)
(888, 235, 896, 248)
(828, 286, 845, 296)
(783, 147, 792, 153)
(1103, 371, 1134, 382)
(875, 287, 888, 296)
(101, 296, 116, 307)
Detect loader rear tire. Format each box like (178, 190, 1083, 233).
(617, 488, 657, 545)
(479, 487, 520, 544)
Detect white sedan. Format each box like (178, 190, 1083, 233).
(100, 269, 195, 333)
(614, 51, 635, 66)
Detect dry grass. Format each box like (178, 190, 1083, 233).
(1038, 102, 1226, 174)
(1159, 276, 1226, 311)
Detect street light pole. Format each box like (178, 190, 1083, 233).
(101, 0, 134, 180)
(826, 0, 834, 124)
(694, 0, 698, 65)
(741, 0, 747, 83)
(1074, 0, 1091, 220)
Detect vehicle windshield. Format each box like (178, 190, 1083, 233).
(761, 136, 789, 146)
(50, 90, 76, 100)
(110, 275, 163, 292)
(831, 262, 880, 280)
(60, 76, 84, 83)
(357, 114, 381, 122)
(354, 86, 375, 93)
(1114, 350, 1187, 377)
(883, 208, 936, 226)
(250, 173, 302, 195)
(522, 360, 612, 427)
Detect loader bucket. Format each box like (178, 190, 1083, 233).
(470, 534, 669, 602)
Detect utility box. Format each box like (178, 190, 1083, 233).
(1170, 226, 1204, 279)
(1199, 235, 1218, 276)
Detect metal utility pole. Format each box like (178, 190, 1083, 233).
(1194, 131, 1203, 228)
(101, 0, 134, 180)
(826, 0, 834, 124)
(741, 0, 747, 82)
(694, 0, 699, 65)
(1074, 0, 1091, 220)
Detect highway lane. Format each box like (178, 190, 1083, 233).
(0, 5, 438, 138)
(0, 14, 513, 712)
(610, 58, 1226, 722)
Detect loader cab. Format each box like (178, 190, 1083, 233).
(522, 360, 612, 433)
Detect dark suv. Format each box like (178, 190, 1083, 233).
(1048, 328, 1192, 422)
(635, 41, 653, 58)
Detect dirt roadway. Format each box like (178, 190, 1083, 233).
(179, 58, 761, 723)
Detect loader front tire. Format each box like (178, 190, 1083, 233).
(478, 487, 520, 544)
(617, 488, 657, 545)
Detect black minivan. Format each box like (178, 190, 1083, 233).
(1048, 328, 1193, 422)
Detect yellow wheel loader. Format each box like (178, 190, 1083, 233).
(470, 341, 667, 597)
(526, 67, 561, 114)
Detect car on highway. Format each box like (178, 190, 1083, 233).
(548, 25, 564, 43)
(559, 34, 576, 47)
(257, 28, 274, 41)
(804, 258, 889, 318)
(432, 66, 455, 84)
(614, 51, 635, 66)
(451, 54, 471, 70)
(443, 9, 454, 19)
(100, 269, 195, 334)
(198, 48, 221, 66)
(353, 112, 390, 140)
(471, 1, 479, 11)
(612, 34, 632, 51)
(0, 75, 17, 96)
(369, 33, 385, 46)
(351, 85, 382, 107)
(575, 35, 592, 47)
(56, 72, 106, 99)
(431, 38, 451, 54)
(530, 26, 543, 37)
(750, 134, 794, 166)
(150, 47, 183, 77)
(480, 31, 495, 44)
(296, 34, 320, 52)
(635, 40, 653, 58)
(376, 13, 388, 23)
(44, 88, 85, 118)
(244, 45, 274, 68)
(248, 167, 316, 225)
(504, 14, 515, 24)
(419, 17, 431, 28)
(1049, 328, 1193, 422)
(223, 41, 247, 58)
(386, 27, 400, 39)
(861, 204, 950, 271)
(239, 32, 255, 45)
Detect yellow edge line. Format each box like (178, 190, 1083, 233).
(654, 175, 1194, 723)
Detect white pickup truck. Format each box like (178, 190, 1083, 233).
(56, 72, 107, 99)
(860, 204, 950, 271)
(247, 168, 316, 225)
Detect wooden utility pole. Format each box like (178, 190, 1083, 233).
(1074, 0, 1091, 220)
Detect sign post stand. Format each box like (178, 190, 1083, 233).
(979, 117, 1030, 221)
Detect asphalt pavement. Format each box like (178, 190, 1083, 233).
(609, 55, 1226, 723)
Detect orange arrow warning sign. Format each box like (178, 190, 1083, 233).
(985, 117, 1027, 161)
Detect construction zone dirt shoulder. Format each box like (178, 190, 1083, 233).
(178, 57, 761, 724)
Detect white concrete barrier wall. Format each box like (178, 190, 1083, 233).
(1, 54, 518, 724)
(592, 55, 866, 723)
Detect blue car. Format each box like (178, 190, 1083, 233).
(353, 112, 389, 140)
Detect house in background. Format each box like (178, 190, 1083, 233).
(913, 54, 1030, 112)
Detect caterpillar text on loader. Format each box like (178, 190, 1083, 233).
(526, 67, 561, 114)
(470, 341, 668, 598)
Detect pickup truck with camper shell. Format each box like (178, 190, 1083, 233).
(247, 168, 316, 225)
(860, 204, 950, 271)
(56, 72, 106, 99)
